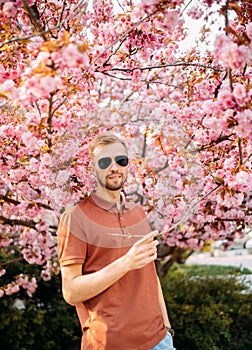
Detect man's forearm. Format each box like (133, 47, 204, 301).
(62, 255, 130, 305)
(61, 232, 158, 305)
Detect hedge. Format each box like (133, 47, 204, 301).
(161, 265, 252, 350)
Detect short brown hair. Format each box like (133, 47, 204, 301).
(88, 132, 127, 159)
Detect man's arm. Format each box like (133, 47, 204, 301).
(61, 231, 158, 305)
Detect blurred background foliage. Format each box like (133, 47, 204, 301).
(0, 253, 80, 350)
(0, 258, 251, 350)
(161, 264, 252, 350)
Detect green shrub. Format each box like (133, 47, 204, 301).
(1, 255, 251, 350)
(161, 264, 252, 350)
(0, 260, 81, 350)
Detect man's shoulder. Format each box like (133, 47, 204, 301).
(60, 197, 90, 217)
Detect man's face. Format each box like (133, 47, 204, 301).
(93, 142, 129, 191)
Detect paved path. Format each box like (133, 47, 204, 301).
(186, 248, 252, 272)
(186, 249, 252, 291)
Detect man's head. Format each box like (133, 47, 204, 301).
(89, 132, 129, 192)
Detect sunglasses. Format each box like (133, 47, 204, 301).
(97, 155, 129, 169)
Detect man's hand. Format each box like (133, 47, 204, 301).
(123, 230, 159, 270)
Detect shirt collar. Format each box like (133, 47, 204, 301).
(89, 191, 133, 211)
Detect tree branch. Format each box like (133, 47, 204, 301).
(195, 133, 235, 152)
(161, 184, 221, 235)
(238, 137, 243, 166)
(0, 195, 52, 210)
(21, 0, 47, 40)
(0, 215, 36, 229)
(108, 62, 224, 73)
(0, 0, 88, 49)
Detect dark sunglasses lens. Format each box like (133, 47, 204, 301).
(98, 157, 112, 169)
(116, 156, 128, 167)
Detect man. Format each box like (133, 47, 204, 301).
(57, 132, 175, 350)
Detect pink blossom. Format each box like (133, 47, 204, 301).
(41, 270, 51, 281)
(20, 229, 54, 265)
(5, 282, 20, 296)
(223, 157, 236, 171)
(246, 22, 252, 40)
(35, 221, 49, 232)
(34, 51, 51, 66)
(137, 0, 160, 14)
(50, 188, 76, 208)
(175, 179, 184, 190)
(60, 43, 89, 68)
(0, 235, 13, 247)
(233, 83, 248, 105)
(3, 2, 18, 17)
(21, 75, 57, 100)
(41, 260, 59, 281)
(202, 116, 226, 132)
(214, 34, 251, 70)
(16, 274, 38, 297)
(236, 110, 252, 139)
(0, 269, 6, 277)
(186, 238, 199, 249)
(144, 177, 154, 187)
(154, 11, 179, 33)
(0, 290, 4, 298)
(194, 79, 216, 100)
(231, 45, 252, 69)
(202, 100, 218, 115)
(235, 170, 252, 191)
(216, 191, 244, 208)
(0, 79, 17, 95)
(217, 90, 235, 110)
(0, 63, 5, 77)
(55, 170, 70, 186)
(21, 132, 39, 148)
(1, 0, 252, 299)
(187, 6, 204, 20)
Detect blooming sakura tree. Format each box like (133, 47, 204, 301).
(0, 0, 252, 295)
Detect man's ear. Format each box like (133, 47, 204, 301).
(90, 161, 95, 173)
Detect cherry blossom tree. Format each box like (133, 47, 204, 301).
(0, 0, 252, 296)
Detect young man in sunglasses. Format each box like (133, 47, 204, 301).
(57, 132, 175, 350)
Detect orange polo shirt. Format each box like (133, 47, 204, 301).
(57, 192, 166, 350)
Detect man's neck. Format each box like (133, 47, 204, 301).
(95, 187, 121, 203)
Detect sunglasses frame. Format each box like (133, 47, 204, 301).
(97, 155, 129, 170)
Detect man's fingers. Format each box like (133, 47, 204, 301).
(136, 230, 159, 245)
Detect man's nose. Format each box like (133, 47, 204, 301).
(109, 161, 120, 171)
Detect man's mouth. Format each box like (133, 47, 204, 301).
(108, 174, 122, 180)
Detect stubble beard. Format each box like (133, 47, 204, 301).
(96, 172, 126, 191)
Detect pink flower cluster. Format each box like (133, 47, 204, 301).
(1, 274, 37, 298)
(16, 274, 38, 297)
(154, 10, 180, 34)
(236, 110, 252, 139)
(21, 75, 62, 103)
(57, 43, 89, 68)
(41, 260, 60, 281)
(214, 34, 252, 70)
(20, 228, 54, 265)
(187, 6, 204, 20)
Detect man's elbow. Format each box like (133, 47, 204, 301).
(62, 287, 81, 306)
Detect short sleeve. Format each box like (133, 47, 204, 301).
(57, 210, 87, 267)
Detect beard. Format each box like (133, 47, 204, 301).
(96, 171, 126, 191)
